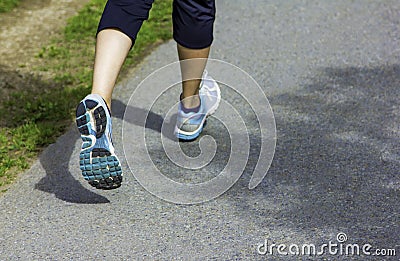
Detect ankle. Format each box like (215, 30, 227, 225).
(180, 94, 200, 109)
(91, 92, 112, 110)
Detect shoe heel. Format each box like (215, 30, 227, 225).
(76, 100, 92, 136)
(76, 99, 107, 138)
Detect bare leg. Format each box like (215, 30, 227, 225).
(91, 29, 132, 109)
(177, 43, 210, 109)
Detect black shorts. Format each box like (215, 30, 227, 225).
(97, 0, 216, 49)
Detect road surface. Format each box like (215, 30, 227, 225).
(1, 1, 399, 260)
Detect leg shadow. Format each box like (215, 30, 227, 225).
(112, 99, 177, 141)
(36, 128, 110, 204)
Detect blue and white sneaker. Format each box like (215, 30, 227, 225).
(75, 94, 122, 189)
(175, 71, 221, 141)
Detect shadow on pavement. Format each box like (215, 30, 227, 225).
(35, 99, 174, 203)
(112, 99, 177, 141)
(35, 128, 111, 204)
(230, 64, 400, 246)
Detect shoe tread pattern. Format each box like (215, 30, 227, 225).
(76, 99, 122, 190)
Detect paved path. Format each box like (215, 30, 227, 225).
(1, 1, 399, 260)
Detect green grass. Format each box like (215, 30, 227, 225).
(0, 0, 173, 189)
(0, 0, 20, 13)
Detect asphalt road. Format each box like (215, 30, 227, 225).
(1, 0, 399, 260)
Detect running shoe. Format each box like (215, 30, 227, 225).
(175, 71, 221, 140)
(75, 94, 122, 189)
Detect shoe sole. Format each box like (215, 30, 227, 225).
(176, 123, 205, 141)
(176, 118, 207, 141)
(76, 98, 122, 190)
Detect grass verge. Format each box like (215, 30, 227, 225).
(0, 0, 20, 13)
(0, 0, 172, 191)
